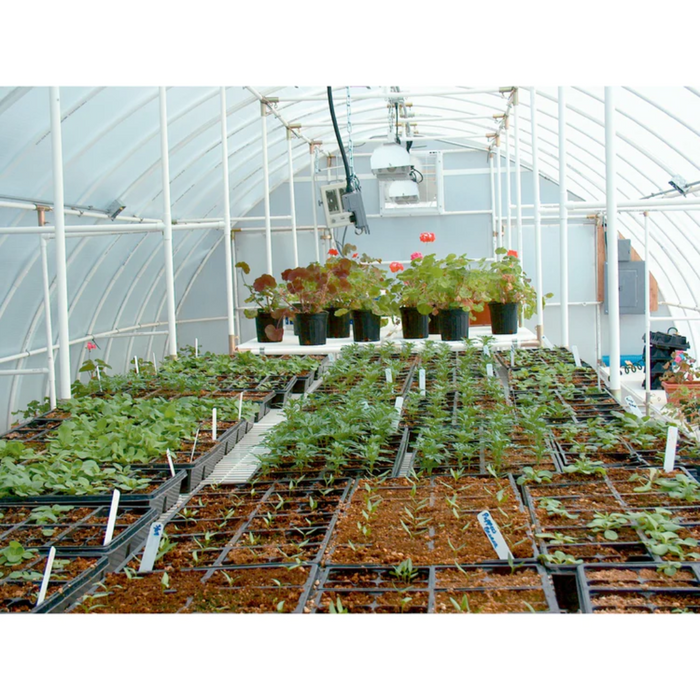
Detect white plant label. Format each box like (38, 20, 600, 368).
(572, 345, 582, 368)
(477, 511, 513, 560)
(166, 448, 175, 477)
(152, 352, 158, 374)
(35, 546, 57, 608)
(238, 392, 244, 420)
(418, 369, 426, 396)
(664, 426, 679, 473)
(95, 363, 102, 392)
(542, 336, 554, 349)
(212, 408, 218, 441)
(483, 344, 490, 357)
(486, 363, 494, 378)
(392, 397, 404, 430)
(102, 489, 121, 546)
(134, 355, 139, 375)
(385, 368, 393, 384)
(195, 338, 198, 357)
(624, 396, 643, 418)
(190, 429, 200, 462)
(510, 344, 515, 367)
(138, 522, 165, 574)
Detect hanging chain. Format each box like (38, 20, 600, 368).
(346, 86, 354, 179)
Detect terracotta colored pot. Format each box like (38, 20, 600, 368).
(661, 380, 700, 406)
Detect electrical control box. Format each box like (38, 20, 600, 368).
(320, 182, 354, 228)
(604, 261, 647, 315)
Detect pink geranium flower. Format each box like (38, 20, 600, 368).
(411, 252, 423, 261)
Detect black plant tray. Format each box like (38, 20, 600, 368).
(306, 562, 558, 614)
(291, 372, 314, 394)
(0, 502, 159, 570)
(576, 562, 700, 613)
(0, 470, 187, 515)
(0, 552, 109, 614)
(262, 376, 297, 408)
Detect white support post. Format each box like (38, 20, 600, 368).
(505, 129, 512, 251)
(496, 140, 503, 254)
(40, 236, 57, 408)
(48, 87, 71, 400)
(644, 211, 651, 415)
(287, 130, 299, 267)
(260, 102, 273, 275)
(220, 87, 236, 354)
(310, 145, 320, 263)
(514, 93, 523, 265)
(489, 151, 497, 258)
(558, 87, 570, 348)
(530, 87, 544, 342)
(159, 87, 178, 358)
(605, 86, 621, 398)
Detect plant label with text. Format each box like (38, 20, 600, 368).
(385, 368, 393, 384)
(486, 364, 494, 378)
(624, 395, 643, 418)
(419, 369, 426, 396)
(477, 510, 513, 560)
(664, 426, 679, 473)
(138, 522, 165, 574)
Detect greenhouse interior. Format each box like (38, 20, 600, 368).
(3, 75, 700, 628)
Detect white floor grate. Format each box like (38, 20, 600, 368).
(206, 409, 287, 484)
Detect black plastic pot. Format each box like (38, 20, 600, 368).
(291, 303, 303, 336)
(400, 306, 429, 339)
(255, 312, 284, 343)
(489, 302, 519, 335)
(439, 308, 469, 341)
(352, 310, 381, 342)
(428, 313, 441, 335)
(326, 307, 351, 338)
(297, 312, 328, 346)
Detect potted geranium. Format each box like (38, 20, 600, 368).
(235, 262, 290, 342)
(484, 248, 539, 335)
(390, 253, 441, 339)
(661, 351, 700, 409)
(423, 254, 489, 341)
(281, 262, 351, 346)
(336, 254, 396, 342)
(324, 248, 356, 338)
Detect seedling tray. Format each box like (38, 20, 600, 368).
(576, 562, 700, 613)
(0, 502, 159, 569)
(0, 551, 109, 614)
(262, 376, 297, 408)
(307, 562, 558, 614)
(0, 469, 187, 515)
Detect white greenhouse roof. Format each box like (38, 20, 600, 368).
(0, 85, 699, 425)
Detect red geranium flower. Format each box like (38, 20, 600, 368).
(352, 253, 358, 258)
(86, 341, 97, 351)
(506, 249, 518, 258)
(327, 248, 338, 256)
(389, 262, 404, 273)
